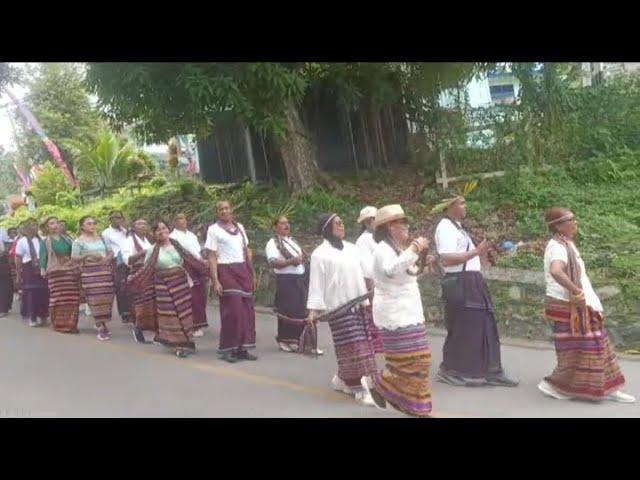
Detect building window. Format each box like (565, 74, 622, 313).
(489, 84, 515, 104)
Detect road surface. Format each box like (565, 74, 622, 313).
(1, 302, 638, 418)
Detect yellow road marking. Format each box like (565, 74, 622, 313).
(2, 318, 472, 417)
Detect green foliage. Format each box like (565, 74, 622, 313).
(0, 149, 19, 208)
(69, 132, 155, 190)
(29, 162, 79, 207)
(12, 63, 105, 172)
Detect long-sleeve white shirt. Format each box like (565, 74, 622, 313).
(170, 229, 203, 259)
(102, 226, 129, 261)
(355, 230, 377, 279)
(372, 241, 425, 330)
(306, 240, 368, 312)
(121, 234, 152, 265)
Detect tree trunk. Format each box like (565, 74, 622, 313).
(277, 100, 318, 193)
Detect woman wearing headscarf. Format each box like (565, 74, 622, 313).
(360, 205, 433, 417)
(39, 216, 80, 333)
(15, 219, 49, 327)
(539, 207, 635, 403)
(128, 221, 209, 358)
(307, 213, 378, 407)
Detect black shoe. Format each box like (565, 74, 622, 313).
(132, 327, 146, 344)
(221, 352, 238, 364)
(436, 369, 467, 387)
(237, 350, 258, 361)
(175, 349, 188, 358)
(486, 372, 520, 387)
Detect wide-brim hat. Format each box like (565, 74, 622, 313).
(374, 204, 407, 228)
(430, 195, 464, 215)
(357, 206, 378, 224)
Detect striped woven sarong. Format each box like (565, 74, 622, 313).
(0, 255, 13, 314)
(218, 263, 256, 353)
(134, 282, 157, 332)
(373, 324, 432, 417)
(328, 306, 378, 388)
(80, 262, 115, 324)
(48, 266, 80, 333)
(153, 267, 195, 350)
(545, 297, 625, 400)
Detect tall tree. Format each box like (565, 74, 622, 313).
(86, 62, 487, 192)
(13, 63, 105, 172)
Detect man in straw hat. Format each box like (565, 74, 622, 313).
(307, 212, 378, 407)
(359, 204, 433, 417)
(433, 195, 518, 387)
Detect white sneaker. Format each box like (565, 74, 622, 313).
(360, 376, 386, 410)
(355, 390, 376, 407)
(312, 348, 324, 355)
(277, 341, 293, 353)
(331, 375, 354, 395)
(607, 390, 636, 404)
(28, 319, 39, 328)
(537, 380, 572, 400)
(192, 329, 204, 338)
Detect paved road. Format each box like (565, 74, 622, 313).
(1, 301, 639, 418)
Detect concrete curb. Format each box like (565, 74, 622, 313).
(210, 301, 640, 362)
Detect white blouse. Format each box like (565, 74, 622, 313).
(434, 218, 481, 273)
(170, 229, 203, 259)
(265, 237, 305, 275)
(372, 241, 425, 330)
(15, 237, 43, 263)
(544, 238, 603, 312)
(355, 230, 377, 279)
(121, 234, 152, 265)
(204, 222, 248, 265)
(307, 240, 369, 312)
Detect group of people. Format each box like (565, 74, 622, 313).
(0, 194, 635, 417)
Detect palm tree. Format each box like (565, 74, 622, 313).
(69, 132, 141, 191)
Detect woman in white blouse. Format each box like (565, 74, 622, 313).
(307, 213, 378, 407)
(170, 214, 208, 338)
(265, 216, 322, 354)
(539, 207, 634, 403)
(121, 218, 155, 344)
(359, 205, 433, 417)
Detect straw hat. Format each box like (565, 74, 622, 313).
(357, 206, 378, 224)
(374, 204, 407, 228)
(430, 195, 464, 215)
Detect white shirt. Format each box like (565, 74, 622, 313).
(121, 234, 153, 265)
(372, 241, 425, 330)
(102, 226, 129, 260)
(15, 236, 43, 264)
(307, 240, 369, 312)
(435, 218, 481, 273)
(544, 238, 603, 312)
(355, 230, 377, 279)
(204, 222, 248, 265)
(170, 229, 203, 259)
(0, 228, 7, 253)
(265, 237, 305, 275)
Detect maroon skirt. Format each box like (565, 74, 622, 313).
(217, 262, 256, 353)
(20, 261, 49, 321)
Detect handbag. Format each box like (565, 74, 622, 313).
(439, 219, 471, 306)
